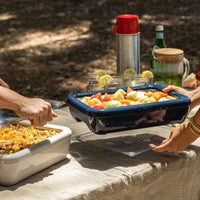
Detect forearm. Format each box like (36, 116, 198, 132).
(193, 107, 200, 127)
(0, 79, 9, 88)
(0, 86, 27, 112)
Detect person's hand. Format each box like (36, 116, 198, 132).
(150, 123, 199, 153)
(15, 98, 58, 126)
(162, 85, 189, 95)
(163, 85, 200, 110)
(0, 79, 9, 88)
(0, 86, 57, 126)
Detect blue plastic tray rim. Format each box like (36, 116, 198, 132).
(67, 85, 191, 117)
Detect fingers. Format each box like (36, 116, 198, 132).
(29, 116, 40, 127)
(51, 110, 58, 118)
(150, 137, 182, 153)
(162, 85, 187, 94)
(41, 107, 49, 126)
(150, 133, 174, 152)
(29, 103, 58, 127)
(149, 137, 170, 152)
(150, 142, 170, 152)
(45, 103, 53, 122)
(162, 85, 179, 93)
(161, 138, 168, 144)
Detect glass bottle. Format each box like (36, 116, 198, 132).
(151, 25, 166, 70)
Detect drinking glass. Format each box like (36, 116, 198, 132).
(86, 74, 122, 91)
(121, 74, 150, 87)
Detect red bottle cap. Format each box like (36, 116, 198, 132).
(196, 71, 200, 81)
(113, 14, 139, 34)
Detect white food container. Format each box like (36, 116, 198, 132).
(0, 123, 72, 186)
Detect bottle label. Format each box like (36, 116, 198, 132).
(156, 32, 164, 39)
(152, 45, 160, 56)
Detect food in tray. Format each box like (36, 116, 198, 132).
(80, 87, 177, 109)
(0, 124, 60, 154)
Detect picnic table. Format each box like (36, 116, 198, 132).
(1, 106, 200, 200)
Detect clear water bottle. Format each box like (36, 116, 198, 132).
(113, 14, 140, 75)
(151, 25, 166, 70)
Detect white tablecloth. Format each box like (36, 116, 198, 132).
(0, 107, 200, 200)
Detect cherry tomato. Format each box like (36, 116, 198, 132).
(90, 92, 102, 101)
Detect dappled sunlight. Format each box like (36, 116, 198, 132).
(140, 14, 179, 26)
(112, 14, 200, 28)
(0, 13, 17, 21)
(0, 21, 92, 55)
(111, 14, 172, 27)
(0, 0, 199, 100)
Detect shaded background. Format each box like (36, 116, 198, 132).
(0, 0, 200, 101)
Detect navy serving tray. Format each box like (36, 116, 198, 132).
(67, 85, 191, 134)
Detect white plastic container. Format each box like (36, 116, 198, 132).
(0, 123, 72, 186)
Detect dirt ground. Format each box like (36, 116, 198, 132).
(0, 0, 200, 101)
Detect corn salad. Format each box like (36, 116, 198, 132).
(0, 124, 59, 155)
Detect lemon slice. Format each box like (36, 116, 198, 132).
(98, 75, 113, 89)
(141, 70, 154, 79)
(123, 68, 136, 78)
(95, 70, 107, 80)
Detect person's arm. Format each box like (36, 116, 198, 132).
(150, 86, 200, 153)
(0, 86, 57, 126)
(0, 78, 9, 88)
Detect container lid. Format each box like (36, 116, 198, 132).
(113, 14, 139, 34)
(154, 48, 184, 63)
